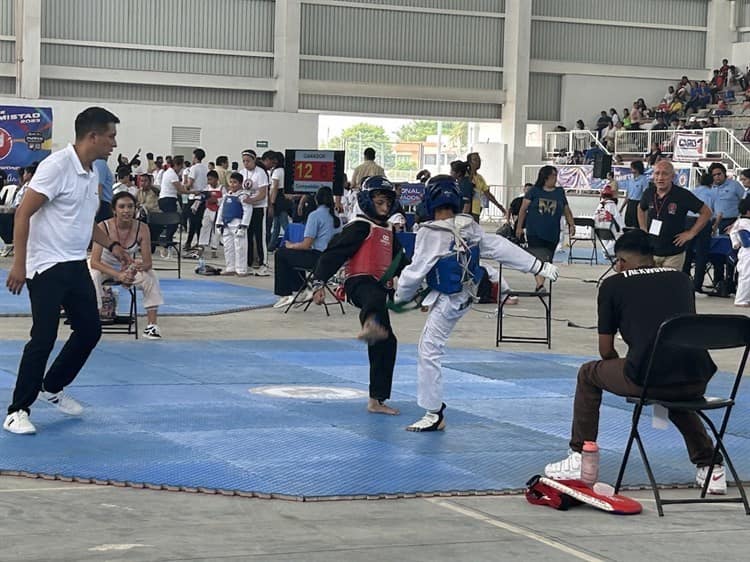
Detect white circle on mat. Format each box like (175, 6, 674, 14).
(250, 385, 368, 400)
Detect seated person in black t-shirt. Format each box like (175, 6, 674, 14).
(544, 230, 725, 493)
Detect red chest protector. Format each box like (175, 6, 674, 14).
(345, 219, 394, 285)
(206, 189, 223, 212)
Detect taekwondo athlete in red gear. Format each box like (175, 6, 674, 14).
(393, 176, 559, 432)
(311, 176, 409, 415)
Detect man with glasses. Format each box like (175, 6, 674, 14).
(637, 160, 712, 270)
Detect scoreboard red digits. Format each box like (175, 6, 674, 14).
(294, 161, 333, 182)
(285, 149, 345, 196)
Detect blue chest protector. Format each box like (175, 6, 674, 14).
(426, 243, 484, 294)
(221, 195, 244, 224)
(739, 229, 750, 248)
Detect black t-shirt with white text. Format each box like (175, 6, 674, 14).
(598, 267, 716, 386)
(638, 184, 704, 256)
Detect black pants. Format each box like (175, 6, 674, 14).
(248, 207, 266, 267)
(95, 200, 113, 223)
(710, 218, 737, 285)
(186, 201, 206, 249)
(624, 200, 640, 229)
(682, 218, 712, 291)
(273, 248, 321, 296)
(0, 212, 13, 244)
(158, 197, 180, 244)
(9, 261, 102, 415)
(346, 277, 397, 401)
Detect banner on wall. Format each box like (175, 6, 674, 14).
(673, 133, 703, 162)
(556, 164, 690, 192)
(399, 182, 425, 206)
(0, 106, 54, 185)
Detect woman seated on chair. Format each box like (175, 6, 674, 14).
(273, 186, 342, 308)
(89, 191, 165, 339)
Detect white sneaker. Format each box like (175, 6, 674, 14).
(273, 295, 294, 309)
(694, 291, 708, 299)
(544, 450, 582, 479)
(294, 288, 313, 303)
(255, 265, 271, 277)
(406, 403, 446, 432)
(39, 390, 83, 416)
(3, 411, 36, 434)
(696, 464, 727, 495)
(143, 324, 162, 339)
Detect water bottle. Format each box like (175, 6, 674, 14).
(198, 257, 206, 271)
(580, 441, 600, 485)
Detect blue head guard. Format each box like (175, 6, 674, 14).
(357, 175, 395, 219)
(424, 175, 462, 219)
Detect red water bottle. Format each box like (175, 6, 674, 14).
(581, 441, 600, 486)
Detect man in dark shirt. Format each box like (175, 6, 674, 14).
(545, 230, 725, 493)
(638, 159, 712, 270)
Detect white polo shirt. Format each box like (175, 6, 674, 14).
(240, 166, 270, 208)
(26, 144, 100, 276)
(159, 167, 180, 199)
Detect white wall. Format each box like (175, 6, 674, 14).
(560, 74, 678, 130)
(0, 96, 319, 162)
(732, 42, 750, 68)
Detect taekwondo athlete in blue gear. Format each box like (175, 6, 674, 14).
(311, 175, 409, 416)
(393, 176, 560, 432)
(215, 172, 253, 275)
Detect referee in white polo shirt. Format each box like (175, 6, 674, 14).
(4, 107, 132, 435)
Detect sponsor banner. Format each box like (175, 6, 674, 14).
(399, 182, 425, 206)
(673, 133, 703, 162)
(0, 106, 53, 185)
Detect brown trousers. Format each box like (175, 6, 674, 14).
(571, 358, 720, 466)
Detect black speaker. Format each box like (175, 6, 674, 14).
(593, 153, 612, 179)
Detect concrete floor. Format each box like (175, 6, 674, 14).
(1, 250, 749, 562)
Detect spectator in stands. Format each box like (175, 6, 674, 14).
(628, 103, 644, 129)
(682, 172, 715, 297)
(677, 76, 693, 100)
(710, 69, 725, 101)
(609, 108, 620, 126)
(544, 229, 724, 493)
(637, 159, 712, 269)
(714, 99, 733, 116)
(575, 120, 585, 130)
(620, 160, 648, 228)
(89, 192, 164, 339)
(467, 152, 506, 222)
(669, 96, 685, 117)
(515, 165, 575, 291)
(645, 142, 663, 166)
(708, 163, 747, 293)
(621, 108, 632, 129)
(719, 58, 731, 79)
(272, 186, 342, 309)
(664, 85, 676, 105)
(601, 122, 617, 151)
(449, 160, 473, 214)
(650, 116, 668, 131)
(595, 111, 611, 138)
(351, 147, 385, 188)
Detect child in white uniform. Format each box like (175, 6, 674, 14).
(393, 176, 559, 432)
(730, 197, 750, 306)
(215, 172, 252, 275)
(593, 185, 624, 255)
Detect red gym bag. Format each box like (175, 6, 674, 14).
(526, 475, 642, 515)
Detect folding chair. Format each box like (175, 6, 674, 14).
(148, 212, 182, 279)
(614, 314, 750, 516)
(594, 227, 618, 286)
(284, 267, 345, 316)
(568, 217, 598, 265)
(99, 281, 138, 339)
(495, 262, 552, 349)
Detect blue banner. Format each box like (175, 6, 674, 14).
(399, 182, 425, 206)
(0, 106, 53, 185)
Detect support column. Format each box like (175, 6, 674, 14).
(15, 0, 41, 99)
(501, 0, 532, 188)
(705, 0, 734, 69)
(273, 0, 300, 112)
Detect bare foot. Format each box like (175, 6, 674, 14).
(368, 399, 399, 415)
(357, 317, 388, 345)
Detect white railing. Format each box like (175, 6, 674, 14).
(544, 130, 610, 160)
(615, 127, 750, 170)
(702, 127, 750, 169)
(614, 129, 677, 156)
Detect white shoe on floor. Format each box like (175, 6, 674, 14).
(3, 411, 36, 434)
(294, 289, 313, 303)
(696, 464, 727, 495)
(273, 295, 295, 309)
(255, 265, 271, 277)
(544, 450, 582, 479)
(39, 390, 83, 416)
(406, 403, 446, 432)
(143, 324, 162, 339)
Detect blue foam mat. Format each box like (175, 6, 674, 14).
(1, 339, 748, 497)
(0, 270, 276, 316)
